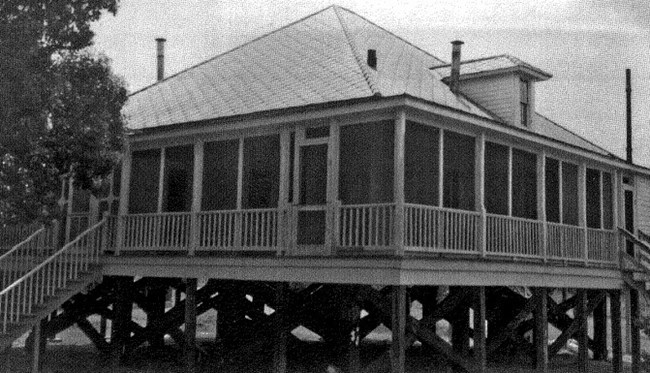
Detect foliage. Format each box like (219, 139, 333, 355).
(0, 1, 125, 224)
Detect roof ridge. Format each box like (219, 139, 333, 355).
(335, 6, 446, 66)
(535, 112, 616, 157)
(430, 54, 509, 69)
(129, 6, 338, 97)
(333, 6, 380, 97)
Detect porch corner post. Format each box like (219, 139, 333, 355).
(538, 150, 547, 262)
(476, 133, 486, 257)
(115, 140, 132, 256)
(393, 110, 406, 255)
(189, 141, 204, 256)
(327, 119, 341, 251)
(579, 163, 588, 265)
(278, 130, 292, 255)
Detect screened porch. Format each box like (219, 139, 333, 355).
(111, 114, 618, 266)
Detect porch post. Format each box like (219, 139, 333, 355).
(189, 141, 203, 256)
(278, 131, 291, 254)
(157, 147, 166, 213)
(537, 151, 547, 261)
(393, 110, 406, 255)
(235, 138, 244, 249)
(116, 141, 132, 256)
(579, 164, 588, 264)
(475, 133, 486, 257)
(328, 119, 341, 250)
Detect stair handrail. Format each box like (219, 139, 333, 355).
(618, 227, 650, 273)
(0, 222, 41, 250)
(0, 218, 106, 333)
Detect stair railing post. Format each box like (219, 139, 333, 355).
(480, 206, 487, 258)
(188, 211, 197, 256)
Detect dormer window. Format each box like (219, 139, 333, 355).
(520, 78, 530, 127)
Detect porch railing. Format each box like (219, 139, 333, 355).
(107, 203, 618, 265)
(404, 204, 480, 254)
(338, 203, 395, 249)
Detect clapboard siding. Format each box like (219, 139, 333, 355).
(636, 175, 650, 234)
(460, 74, 518, 126)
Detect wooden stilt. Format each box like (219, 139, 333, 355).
(391, 285, 407, 373)
(474, 286, 487, 373)
(577, 290, 588, 372)
(610, 290, 623, 373)
(533, 288, 548, 373)
(31, 319, 42, 373)
(592, 290, 608, 361)
(348, 298, 361, 373)
(3, 346, 10, 373)
(148, 285, 167, 349)
(451, 289, 470, 358)
(110, 276, 134, 366)
(184, 278, 197, 373)
(100, 316, 107, 340)
(630, 287, 641, 373)
(273, 282, 287, 373)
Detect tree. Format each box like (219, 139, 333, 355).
(0, 1, 125, 224)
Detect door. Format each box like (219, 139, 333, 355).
(293, 127, 331, 248)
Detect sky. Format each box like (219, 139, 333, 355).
(90, 0, 650, 166)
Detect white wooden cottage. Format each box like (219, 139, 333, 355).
(2, 6, 649, 373)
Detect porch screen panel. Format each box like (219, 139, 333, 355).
(405, 122, 439, 206)
(602, 172, 613, 229)
(339, 121, 394, 204)
(129, 149, 161, 214)
(443, 131, 475, 210)
(545, 158, 560, 223)
(242, 134, 280, 209)
(586, 168, 601, 228)
(512, 149, 537, 219)
(484, 142, 509, 215)
(562, 162, 579, 225)
(162, 145, 194, 212)
(202, 140, 238, 210)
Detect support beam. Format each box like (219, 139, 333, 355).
(592, 291, 608, 361)
(31, 319, 42, 373)
(273, 282, 287, 373)
(611, 290, 623, 373)
(110, 276, 134, 366)
(391, 285, 407, 373)
(630, 287, 641, 373)
(147, 285, 167, 349)
(184, 278, 197, 373)
(577, 290, 588, 372)
(474, 287, 487, 373)
(533, 288, 548, 373)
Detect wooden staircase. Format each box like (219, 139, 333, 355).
(0, 218, 108, 352)
(619, 228, 650, 301)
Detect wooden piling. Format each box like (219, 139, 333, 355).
(533, 287, 548, 373)
(273, 282, 287, 373)
(110, 276, 134, 366)
(184, 278, 197, 373)
(592, 291, 608, 361)
(610, 290, 623, 373)
(474, 286, 487, 373)
(391, 285, 407, 373)
(630, 287, 641, 373)
(577, 290, 588, 372)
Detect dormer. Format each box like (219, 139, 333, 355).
(433, 52, 552, 129)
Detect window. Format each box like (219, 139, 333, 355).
(586, 168, 602, 228)
(484, 142, 509, 215)
(512, 149, 537, 219)
(202, 140, 238, 211)
(443, 131, 475, 210)
(340, 121, 394, 204)
(242, 135, 280, 209)
(520, 79, 530, 127)
(129, 149, 161, 214)
(602, 172, 613, 229)
(405, 122, 439, 206)
(561, 162, 579, 226)
(162, 145, 194, 212)
(545, 158, 560, 223)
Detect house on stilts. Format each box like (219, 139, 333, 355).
(1, 5, 649, 373)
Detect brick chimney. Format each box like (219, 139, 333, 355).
(156, 38, 166, 82)
(450, 40, 464, 93)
